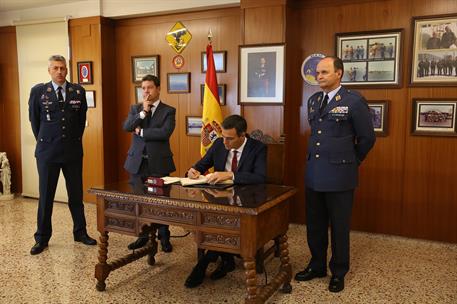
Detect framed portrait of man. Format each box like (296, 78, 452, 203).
(238, 43, 285, 105)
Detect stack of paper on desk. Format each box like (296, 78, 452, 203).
(161, 175, 233, 187)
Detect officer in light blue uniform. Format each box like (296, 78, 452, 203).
(295, 56, 376, 293)
(28, 55, 96, 255)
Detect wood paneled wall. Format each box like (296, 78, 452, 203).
(284, 0, 457, 243)
(0, 27, 21, 193)
(69, 17, 117, 203)
(113, 8, 242, 180)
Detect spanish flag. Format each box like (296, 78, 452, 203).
(200, 43, 223, 156)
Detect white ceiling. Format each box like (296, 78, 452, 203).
(0, 0, 80, 12)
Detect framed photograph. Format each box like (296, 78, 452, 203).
(201, 51, 227, 73)
(167, 72, 191, 93)
(336, 29, 403, 88)
(134, 86, 143, 103)
(410, 14, 457, 86)
(131, 55, 160, 83)
(367, 100, 389, 136)
(85, 90, 95, 108)
(77, 61, 93, 84)
(200, 84, 226, 105)
(186, 116, 202, 136)
(239, 43, 285, 105)
(412, 99, 457, 136)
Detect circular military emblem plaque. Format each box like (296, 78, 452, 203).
(172, 55, 185, 69)
(301, 53, 325, 85)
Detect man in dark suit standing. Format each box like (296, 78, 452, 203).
(123, 74, 176, 253)
(184, 114, 267, 288)
(295, 56, 375, 292)
(28, 55, 97, 255)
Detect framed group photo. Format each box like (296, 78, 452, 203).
(201, 51, 227, 73)
(410, 14, 457, 86)
(186, 116, 203, 136)
(367, 100, 389, 136)
(132, 55, 160, 82)
(239, 43, 285, 105)
(336, 29, 403, 87)
(412, 99, 457, 136)
(167, 72, 191, 93)
(200, 84, 226, 105)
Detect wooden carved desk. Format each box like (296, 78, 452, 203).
(89, 180, 296, 304)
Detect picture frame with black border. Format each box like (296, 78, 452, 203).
(412, 98, 457, 136)
(200, 84, 226, 105)
(77, 61, 93, 84)
(410, 13, 457, 86)
(134, 86, 142, 103)
(167, 72, 191, 93)
(239, 43, 285, 105)
(201, 51, 227, 73)
(186, 116, 202, 136)
(335, 29, 403, 88)
(367, 100, 389, 136)
(131, 55, 160, 83)
(86, 90, 95, 108)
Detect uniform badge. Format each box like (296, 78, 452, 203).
(69, 87, 74, 92)
(46, 87, 52, 92)
(76, 90, 80, 94)
(310, 107, 315, 113)
(335, 95, 341, 102)
(318, 96, 321, 102)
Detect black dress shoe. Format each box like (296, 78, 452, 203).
(185, 265, 206, 288)
(294, 267, 327, 281)
(160, 239, 173, 253)
(30, 242, 48, 255)
(128, 236, 148, 250)
(74, 234, 97, 245)
(329, 276, 344, 293)
(210, 260, 236, 280)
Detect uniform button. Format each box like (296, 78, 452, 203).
(315, 154, 320, 158)
(62, 126, 66, 130)
(336, 118, 340, 122)
(62, 134, 66, 138)
(317, 130, 322, 134)
(316, 142, 320, 146)
(61, 109, 64, 112)
(62, 118, 65, 121)
(318, 118, 323, 122)
(40, 138, 43, 142)
(342, 160, 346, 163)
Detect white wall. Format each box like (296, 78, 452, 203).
(0, 0, 239, 27)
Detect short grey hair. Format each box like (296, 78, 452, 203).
(48, 55, 66, 66)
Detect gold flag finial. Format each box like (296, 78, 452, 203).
(207, 28, 213, 43)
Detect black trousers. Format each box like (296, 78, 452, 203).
(131, 158, 170, 240)
(34, 159, 87, 243)
(305, 187, 354, 278)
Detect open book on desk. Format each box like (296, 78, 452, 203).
(161, 175, 234, 188)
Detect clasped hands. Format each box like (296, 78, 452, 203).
(187, 168, 233, 184)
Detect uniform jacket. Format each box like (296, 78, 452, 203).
(193, 137, 267, 184)
(123, 101, 176, 176)
(28, 81, 87, 163)
(306, 86, 375, 192)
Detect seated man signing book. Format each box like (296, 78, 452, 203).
(184, 114, 267, 288)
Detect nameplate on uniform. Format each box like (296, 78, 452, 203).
(145, 177, 165, 187)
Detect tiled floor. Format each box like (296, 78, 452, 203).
(1, 197, 456, 303)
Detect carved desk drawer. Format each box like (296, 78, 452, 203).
(138, 203, 197, 225)
(199, 232, 240, 250)
(201, 212, 241, 230)
(105, 214, 137, 234)
(104, 199, 136, 216)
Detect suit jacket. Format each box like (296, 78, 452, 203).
(123, 101, 176, 176)
(306, 86, 376, 192)
(193, 137, 267, 184)
(28, 81, 87, 163)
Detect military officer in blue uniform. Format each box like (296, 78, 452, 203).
(29, 55, 96, 255)
(295, 56, 376, 292)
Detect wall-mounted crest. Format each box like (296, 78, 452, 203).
(166, 21, 192, 54)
